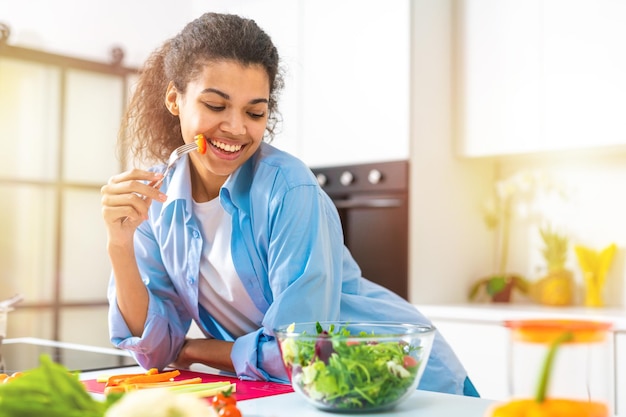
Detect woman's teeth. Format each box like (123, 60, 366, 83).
(210, 139, 242, 153)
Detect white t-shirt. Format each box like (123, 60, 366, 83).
(193, 198, 263, 338)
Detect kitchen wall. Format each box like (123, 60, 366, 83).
(501, 151, 626, 307)
(2, 0, 625, 312)
(408, 1, 494, 304)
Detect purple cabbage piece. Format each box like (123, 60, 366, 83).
(314, 331, 334, 364)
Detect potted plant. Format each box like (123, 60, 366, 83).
(469, 273, 529, 303)
(468, 171, 564, 304)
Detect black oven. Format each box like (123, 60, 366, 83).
(311, 161, 409, 300)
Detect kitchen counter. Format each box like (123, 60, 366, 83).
(79, 365, 497, 416)
(83, 366, 626, 417)
(5, 337, 623, 416)
(236, 390, 494, 417)
(1, 337, 135, 373)
(419, 303, 626, 331)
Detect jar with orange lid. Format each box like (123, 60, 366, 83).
(487, 319, 613, 417)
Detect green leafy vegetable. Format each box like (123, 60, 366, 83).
(0, 354, 123, 417)
(284, 322, 423, 410)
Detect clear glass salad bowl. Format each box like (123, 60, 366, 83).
(274, 321, 435, 413)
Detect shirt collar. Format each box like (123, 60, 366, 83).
(160, 142, 266, 215)
(160, 154, 194, 217)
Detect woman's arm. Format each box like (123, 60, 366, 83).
(172, 339, 235, 374)
(101, 169, 166, 336)
(107, 240, 150, 336)
(104, 168, 194, 370)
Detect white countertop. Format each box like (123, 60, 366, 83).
(80, 365, 497, 416)
(5, 337, 621, 416)
(236, 390, 495, 417)
(78, 365, 623, 417)
(419, 303, 626, 331)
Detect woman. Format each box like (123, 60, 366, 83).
(101, 12, 478, 396)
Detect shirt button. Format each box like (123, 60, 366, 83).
(192, 230, 200, 238)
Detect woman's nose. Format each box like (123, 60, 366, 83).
(221, 111, 246, 135)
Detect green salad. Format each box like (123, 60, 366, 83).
(0, 355, 123, 417)
(279, 322, 424, 411)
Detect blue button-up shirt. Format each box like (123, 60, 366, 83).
(108, 142, 476, 396)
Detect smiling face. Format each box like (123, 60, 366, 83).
(165, 60, 270, 200)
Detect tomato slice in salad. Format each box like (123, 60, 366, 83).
(403, 355, 418, 369)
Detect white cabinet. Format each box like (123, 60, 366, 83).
(297, 0, 410, 167)
(616, 332, 626, 415)
(432, 319, 510, 401)
(457, 0, 626, 157)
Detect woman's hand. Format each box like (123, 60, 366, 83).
(101, 169, 166, 236)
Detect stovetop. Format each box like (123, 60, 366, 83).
(0, 340, 136, 373)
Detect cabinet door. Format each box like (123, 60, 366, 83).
(298, 0, 410, 166)
(616, 332, 626, 416)
(458, 0, 626, 157)
(433, 319, 510, 400)
(0, 51, 129, 345)
(458, 0, 543, 157)
(542, 0, 626, 150)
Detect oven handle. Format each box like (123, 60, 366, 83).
(332, 198, 404, 209)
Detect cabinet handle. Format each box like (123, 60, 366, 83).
(332, 198, 404, 209)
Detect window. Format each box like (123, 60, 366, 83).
(0, 41, 136, 347)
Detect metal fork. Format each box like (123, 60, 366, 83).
(121, 141, 198, 224)
(152, 142, 198, 189)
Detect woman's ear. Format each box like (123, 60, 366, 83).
(165, 81, 180, 115)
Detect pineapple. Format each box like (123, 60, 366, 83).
(530, 227, 575, 306)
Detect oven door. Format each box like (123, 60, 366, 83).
(311, 161, 409, 300)
(335, 194, 408, 299)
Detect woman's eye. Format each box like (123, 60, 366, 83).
(204, 103, 225, 112)
(248, 111, 265, 119)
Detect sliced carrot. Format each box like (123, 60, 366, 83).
(104, 385, 131, 395)
(195, 134, 207, 154)
(106, 368, 165, 386)
(106, 372, 149, 386)
(122, 369, 181, 384)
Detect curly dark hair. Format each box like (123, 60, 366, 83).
(119, 12, 284, 165)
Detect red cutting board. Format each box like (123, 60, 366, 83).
(82, 369, 293, 401)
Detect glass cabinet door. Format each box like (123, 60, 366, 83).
(63, 69, 123, 184)
(0, 48, 133, 347)
(0, 58, 60, 181)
